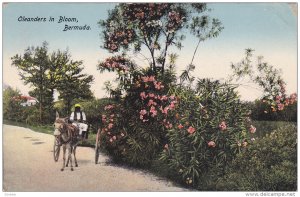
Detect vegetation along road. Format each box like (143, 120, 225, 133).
(3, 125, 188, 192)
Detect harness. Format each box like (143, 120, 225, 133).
(59, 123, 79, 145)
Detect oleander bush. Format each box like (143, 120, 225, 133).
(159, 79, 255, 188)
(216, 123, 297, 191)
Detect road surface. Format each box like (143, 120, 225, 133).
(3, 124, 187, 192)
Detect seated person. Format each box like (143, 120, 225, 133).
(70, 104, 88, 139)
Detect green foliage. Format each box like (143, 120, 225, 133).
(52, 50, 94, 115)
(3, 87, 42, 125)
(246, 100, 297, 122)
(216, 123, 297, 191)
(75, 98, 113, 133)
(3, 87, 23, 122)
(252, 120, 296, 138)
(159, 79, 254, 188)
(98, 3, 223, 74)
(229, 49, 297, 113)
(11, 42, 94, 123)
(99, 70, 177, 166)
(11, 42, 53, 123)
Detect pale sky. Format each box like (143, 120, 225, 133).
(2, 2, 297, 101)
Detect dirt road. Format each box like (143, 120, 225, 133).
(3, 124, 187, 192)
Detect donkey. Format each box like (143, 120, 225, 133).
(54, 112, 80, 171)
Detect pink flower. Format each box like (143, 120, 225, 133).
(109, 138, 113, 143)
(113, 136, 117, 140)
(111, 44, 117, 51)
(148, 93, 155, 98)
(141, 76, 149, 83)
(148, 99, 157, 106)
(102, 117, 106, 123)
(178, 124, 184, 129)
(208, 141, 216, 148)
(164, 144, 169, 149)
(104, 105, 114, 110)
(154, 81, 163, 90)
(121, 133, 125, 137)
(276, 95, 281, 101)
(278, 103, 284, 111)
(242, 141, 248, 147)
(164, 107, 170, 115)
(169, 101, 176, 110)
(150, 106, 158, 117)
(148, 76, 155, 82)
(290, 93, 297, 100)
(219, 121, 227, 131)
(108, 123, 113, 129)
(249, 125, 256, 134)
(251, 138, 255, 141)
(285, 99, 290, 106)
(160, 95, 168, 101)
(170, 95, 175, 100)
(110, 114, 115, 118)
(187, 126, 196, 134)
(140, 92, 147, 100)
(140, 109, 147, 116)
(165, 123, 172, 129)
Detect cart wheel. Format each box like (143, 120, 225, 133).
(53, 137, 61, 162)
(95, 141, 100, 164)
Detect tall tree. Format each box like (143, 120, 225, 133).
(11, 42, 52, 123)
(99, 3, 223, 76)
(50, 50, 94, 115)
(12, 43, 94, 122)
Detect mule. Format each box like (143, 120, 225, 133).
(54, 112, 80, 171)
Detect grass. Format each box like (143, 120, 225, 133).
(3, 119, 97, 148)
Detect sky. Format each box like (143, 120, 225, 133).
(2, 2, 297, 101)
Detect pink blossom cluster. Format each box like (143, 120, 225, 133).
(137, 75, 177, 123)
(104, 104, 114, 110)
(105, 28, 134, 52)
(187, 126, 196, 134)
(99, 56, 130, 72)
(167, 11, 184, 32)
(100, 104, 126, 144)
(249, 125, 256, 134)
(123, 3, 168, 22)
(147, 96, 176, 118)
(219, 121, 227, 131)
(163, 119, 173, 129)
(208, 141, 216, 148)
(263, 92, 297, 112)
(176, 122, 196, 134)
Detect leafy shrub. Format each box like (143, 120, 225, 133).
(159, 79, 255, 188)
(246, 100, 297, 122)
(77, 98, 113, 133)
(216, 123, 297, 191)
(3, 87, 24, 122)
(253, 120, 296, 138)
(100, 70, 178, 166)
